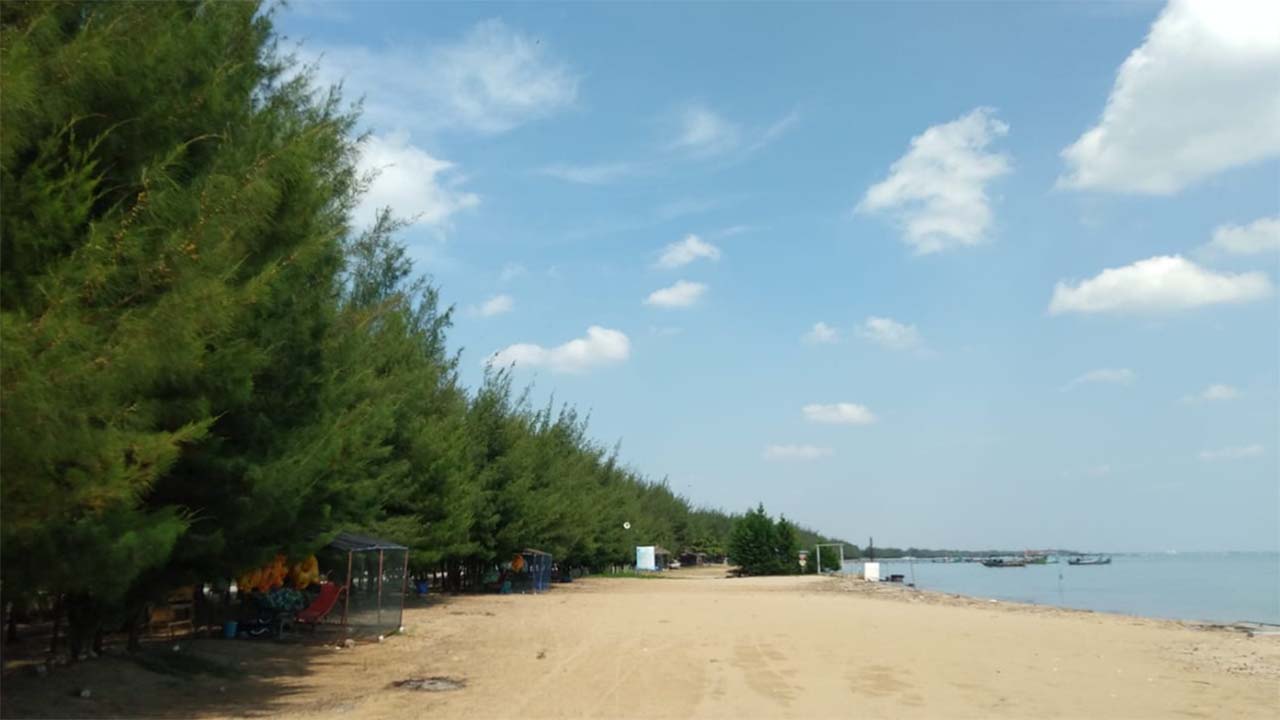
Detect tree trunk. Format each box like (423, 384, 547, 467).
(122, 595, 149, 653)
(49, 594, 63, 656)
(126, 612, 143, 653)
(65, 593, 103, 662)
(447, 560, 461, 594)
(5, 600, 18, 643)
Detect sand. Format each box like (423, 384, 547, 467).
(3, 568, 1277, 719)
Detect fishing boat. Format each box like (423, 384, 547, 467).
(982, 558, 1027, 568)
(1068, 555, 1111, 566)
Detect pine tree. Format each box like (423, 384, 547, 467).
(729, 505, 778, 575)
(774, 516, 800, 574)
(1, 1, 368, 647)
(1, 1, 844, 634)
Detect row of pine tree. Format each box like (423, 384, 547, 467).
(1, 2, 842, 654)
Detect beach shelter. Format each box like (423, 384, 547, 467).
(518, 549, 554, 593)
(679, 551, 708, 567)
(654, 547, 672, 570)
(321, 532, 409, 635)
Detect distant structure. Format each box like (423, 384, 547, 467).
(867, 536, 875, 562)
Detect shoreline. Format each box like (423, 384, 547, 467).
(818, 572, 1280, 638)
(828, 555, 1280, 628)
(3, 569, 1277, 719)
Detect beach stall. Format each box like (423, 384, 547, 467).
(679, 551, 708, 567)
(654, 547, 673, 571)
(513, 549, 554, 593)
(320, 532, 409, 635)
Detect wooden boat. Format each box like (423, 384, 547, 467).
(1068, 556, 1111, 566)
(982, 558, 1026, 568)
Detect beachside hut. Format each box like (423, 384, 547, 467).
(654, 547, 673, 571)
(320, 532, 408, 635)
(514, 549, 554, 593)
(679, 551, 708, 567)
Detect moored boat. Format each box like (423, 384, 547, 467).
(1068, 555, 1111, 566)
(982, 558, 1027, 567)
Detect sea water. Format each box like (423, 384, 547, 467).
(842, 552, 1280, 624)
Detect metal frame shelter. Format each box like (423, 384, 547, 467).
(516, 549, 554, 593)
(815, 543, 846, 575)
(323, 532, 409, 635)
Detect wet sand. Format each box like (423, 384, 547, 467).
(4, 568, 1277, 719)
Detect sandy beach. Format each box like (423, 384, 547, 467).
(4, 568, 1277, 719)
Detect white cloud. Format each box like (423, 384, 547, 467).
(656, 235, 722, 269)
(1064, 368, 1136, 390)
(803, 403, 877, 425)
(1048, 256, 1272, 315)
(475, 294, 514, 317)
(763, 444, 833, 461)
(1184, 383, 1241, 402)
(804, 322, 839, 345)
(858, 316, 922, 351)
(714, 225, 756, 239)
(670, 103, 741, 156)
(644, 280, 707, 308)
(498, 262, 527, 283)
(355, 132, 479, 229)
(1087, 464, 1113, 477)
(539, 162, 639, 185)
(750, 111, 802, 152)
(666, 104, 798, 159)
(487, 326, 630, 374)
(1198, 444, 1264, 462)
(1059, 1, 1280, 194)
(306, 19, 577, 135)
(857, 107, 1011, 254)
(1207, 217, 1280, 255)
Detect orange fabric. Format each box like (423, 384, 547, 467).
(238, 554, 300, 593)
(289, 555, 320, 589)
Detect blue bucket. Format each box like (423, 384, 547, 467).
(415, 580, 429, 595)
(222, 621, 238, 639)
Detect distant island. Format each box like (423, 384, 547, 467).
(819, 544, 1084, 560)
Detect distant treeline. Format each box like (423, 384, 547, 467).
(824, 546, 1083, 560)
(0, 2, 842, 656)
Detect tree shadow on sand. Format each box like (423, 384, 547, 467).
(0, 594, 455, 719)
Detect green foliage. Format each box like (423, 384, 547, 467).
(802, 544, 846, 574)
(729, 504, 805, 576)
(0, 0, 850, 646)
(1, 0, 364, 641)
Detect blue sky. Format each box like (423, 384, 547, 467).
(280, 1, 1280, 552)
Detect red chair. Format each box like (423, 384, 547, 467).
(296, 582, 344, 630)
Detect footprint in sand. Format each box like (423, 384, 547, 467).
(848, 664, 921, 705)
(732, 641, 798, 704)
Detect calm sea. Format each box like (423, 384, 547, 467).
(841, 552, 1280, 625)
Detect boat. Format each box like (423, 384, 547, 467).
(982, 558, 1027, 568)
(1068, 555, 1111, 566)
